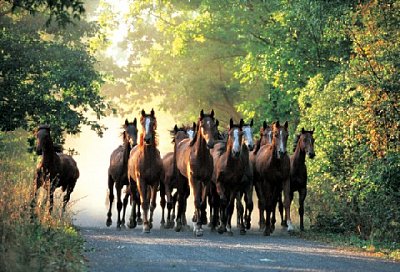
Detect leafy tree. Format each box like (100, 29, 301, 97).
(0, 1, 111, 145)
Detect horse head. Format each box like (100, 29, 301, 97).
(272, 121, 289, 159)
(140, 109, 157, 145)
(35, 124, 51, 155)
(299, 128, 316, 159)
(124, 118, 138, 148)
(260, 121, 272, 146)
(228, 118, 244, 158)
(197, 109, 218, 149)
(242, 119, 254, 151)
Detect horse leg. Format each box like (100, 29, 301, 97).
(278, 193, 287, 227)
(159, 182, 166, 229)
(299, 187, 307, 231)
(139, 181, 150, 233)
(165, 189, 174, 229)
(226, 192, 237, 236)
(136, 192, 143, 225)
(149, 185, 157, 230)
(174, 174, 185, 232)
(282, 177, 294, 231)
(255, 181, 265, 231)
(236, 192, 243, 228)
(200, 183, 208, 225)
(49, 178, 57, 214)
(116, 185, 123, 230)
(128, 178, 137, 228)
(62, 180, 76, 212)
(121, 187, 129, 227)
(106, 175, 114, 227)
(216, 181, 227, 234)
(244, 184, 254, 230)
(192, 179, 203, 237)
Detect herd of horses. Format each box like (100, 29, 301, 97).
(32, 109, 315, 237)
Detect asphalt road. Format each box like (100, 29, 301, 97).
(80, 225, 399, 272)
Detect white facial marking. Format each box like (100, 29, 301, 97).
(243, 126, 253, 147)
(233, 128, 240, 153)
(187, 129, 194, 140)
(145, 117, 151, 134)
(268, 131, 272, 144)
(279, 130, 284, 152)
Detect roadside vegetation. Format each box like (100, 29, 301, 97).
(0, 130, 85, 272)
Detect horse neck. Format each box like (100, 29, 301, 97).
(293, 141, 306, 165)
(193, 130, 209, 160)
(141, 134, 158, 157)
(41, 138, 56, 169)
(122, 139, 131, 164)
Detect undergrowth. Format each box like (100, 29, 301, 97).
(0, 130, 86, 272)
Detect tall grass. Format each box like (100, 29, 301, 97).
(0, 130, 85, 272)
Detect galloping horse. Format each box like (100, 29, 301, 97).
(212, 118, 246, 235)
(33, 125, 79, 213)
(175, 109, 218, 236)
(251, 121, 272, 230)
(255, 121, 293, 235)
(289, 128, 315, 231)
(128, 109, 164, 233)
(160, 124, 195, 229)
(106, 119, 138, 229)
(235, 119, 255, 231)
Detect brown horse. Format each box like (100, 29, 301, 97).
(289, 128, 315, 231)
(128, 109, 164, 233)
(175, 109, 218, 236)
(160, 124, 195, 229)
(211, 118, 246, 235)
(235, 119, 255, 231)
(106, 119, 138, 229)
(255, 121, 293, 235)
(251, 121, 272, 230)
(33, 125, 79, 213)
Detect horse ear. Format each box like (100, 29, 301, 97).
(250, 119, 253, 127)
(192, 122, 197, 131)
(301, 127, 305, 133)
(210, 109, 215, 118)
(240, 119, 244, 128)
(216, 119, 219, 127)
(263, 121, 267, 129)
(275, 120, 280, 127)
(151, 108, 155, 117)
(284, 121, 288, 129)
(174, 124, 178, 133)
(200, 109, 204, 119)
(133, 118, 137, 126)
(312, 127, 315, 133)
(141, 109, 146, 117)
(229, 118, 234, 129)
(125, 119, 129, 127)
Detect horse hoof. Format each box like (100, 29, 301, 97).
(128, 221, 137, 229)
(227, 231, 233, 236)
(240, 229, 246, 235)
(137, 218, 143, 225)
(117, 225, 122, 231)
(160, 223, 165, 229)
(143, 225, 151, 233)
(175, 223, 182, 232)
(217, 227, 225, 235)
(281, 220, 288, 227)
(263, 229, 271, 236)
(106, 220, 112, 227)
(195, 229, 203, 237)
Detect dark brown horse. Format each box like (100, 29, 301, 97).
(211, 118, 246, 235)
(255, 121, 293, 235)
(106, 119, 138, 229)
(289, 128, 315, 231)
(160, 124, 195, 229)
(235, 119, 255, 231)
(251, 121, 272, 230)
(128, 109, 164, 233)
(175, 109, 218, 236)
(33, 125, 79, 213)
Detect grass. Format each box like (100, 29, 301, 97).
(0, 130, 86, 272)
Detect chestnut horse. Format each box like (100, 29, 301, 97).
(175, 109, 218, 236)
(106, 119, 138, 229)
(255, 121, 293, 236)
(289, 128, 315, 231)
(33, 125, 79, 213)
(211, 118, 246, 235)
(128, 109, 164, 233)
(160, 124, 195, 229)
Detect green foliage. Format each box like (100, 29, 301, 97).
(0, 130, 85, 271)
(0, 4, 112, 146)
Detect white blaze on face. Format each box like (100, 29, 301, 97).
(145, 117, 151, 135)
(187, 129, 194, 140)
(268, 131, 272, 144)
(243, 126, 253, 147)
(279, 130, 285, 152)
(232, 128, 240, 153)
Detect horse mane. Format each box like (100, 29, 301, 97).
(293, 134, 301, 152)
(189, 120, 200, 147)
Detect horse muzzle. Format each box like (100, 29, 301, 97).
(308, 152, 316, 159)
